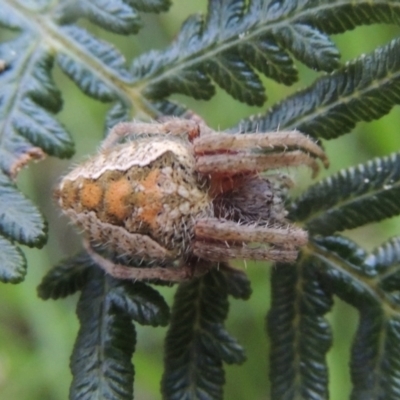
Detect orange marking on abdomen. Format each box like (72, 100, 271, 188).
(104, 178, 132, 221)
(80, 180, 103, 210)
(136, 169, 163, 229)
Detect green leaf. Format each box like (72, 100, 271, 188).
(268, 260, 333, 400)
(0, 37, 74, 175)
(220, 264, 252, 300)
(0, 170, 47, 247)
(57, 26, 130, 102)
(308, 236, 400, 400)
(0, 235, 26, 284)
(76, 0, 141, 35)
(37, 253, 92, 300)
(133, 0, 400, 106)
(290, 153, 400, 235)
(56, 0, 170, 32)
(105, 102, 131, 131)
(162, 270, 246, 400)
(237, 38, 400, 139)
(0, 2, 24, 29)
(109, 281, 170, 326)
(366, 236, 400, 271)
(126, 0, 171, 13)
(70, 270, 136, 400)
(205, 51, 265, 106)
(309, 1, 400, 35)
(144, 65, 215, 100)
(150, 99, 188, 117)
(367, 237, 400, 305)
(274, 23, 340, 71)
(310, 236, 378, 307)
(238, 35, 298, 85)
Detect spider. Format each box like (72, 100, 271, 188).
(55, 117, 329, 282)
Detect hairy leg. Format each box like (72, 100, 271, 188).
(195, 218, 308, 247)
(84, 241, 207, 282)
(193, 218, 305, 263)
(101, 119, 201, 150)
(192, 240, 299, 263)
(193, 131, 329, 168)
(196, 150, 323, 178)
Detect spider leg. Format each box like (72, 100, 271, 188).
(192, 218, 306, 263)
(195, 218, 308, 247)
(84, 241, 204, 282)
(196, 150, 322, 178)
(194, 131, 329, 168)
(193, 240, 299, 263)
(101, 119, 201, 150)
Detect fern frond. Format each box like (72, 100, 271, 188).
(125, 0, 171, 13)
(221, 264, 252, 300)
(67, 0, 141, 34)
(56, 0, 170, 34)
(0, 170, 46, 247)
(57, 26, 131, 101)
(0, 170, 46, 283)
(367, 237, 400, 305)
(132, 0, 400, 106)
(108, 281, 170, 326)
(161, 270, 246, 400)
(105, 102, 131, 131)
(0, 37, 73, 174)
(367, 236, 400, 271)
(267, 260, 333, 400)
(37, 253, 92, 300)
(309, 236, 400, 400)
(0, 235, 26, 283)
(70, 269, 136, 400)
(238, 38, 400, 139)
(290, 153, 400, 235)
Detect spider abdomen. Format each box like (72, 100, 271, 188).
(56, 136, 212, 260)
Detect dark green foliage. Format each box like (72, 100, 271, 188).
(0, 235, 26, 283)
(268, 261, 333, 400)
(132, 0, 400, 107)
(65, 0, 142, 34)
(290, 152, 400, 235)
(56, 0, 170, 32)
(0, 170, 46, 248)
(305, 235, 400, 400)
(70, 269, 137, 400)
(162, 270, 247, 400)
(2, 0, 400, 399)
(56, 26, 131, 101)
(108, 281, 170, 326)
(67, 266, 169, 400)
(0, 170, 46, 283)
(220, 264, 252, 300)
(238, 38, 400, 138)
(37, 253, 92, 299)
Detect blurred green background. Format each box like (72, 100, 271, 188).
(1, 1, 400, 399)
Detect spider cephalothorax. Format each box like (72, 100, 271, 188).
(56, 118, 328, 281)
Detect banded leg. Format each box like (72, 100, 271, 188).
(196, 150, 323, 178)
(194, 131, 328, 178)
(193, 218, 307, 262)
(84, 241, 208, 282)
(194, 131, 328, 166)
(102, 118, 201, 150)
(193, 241, 299, 263)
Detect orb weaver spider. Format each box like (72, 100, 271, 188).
(56, 117, 328, 282)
